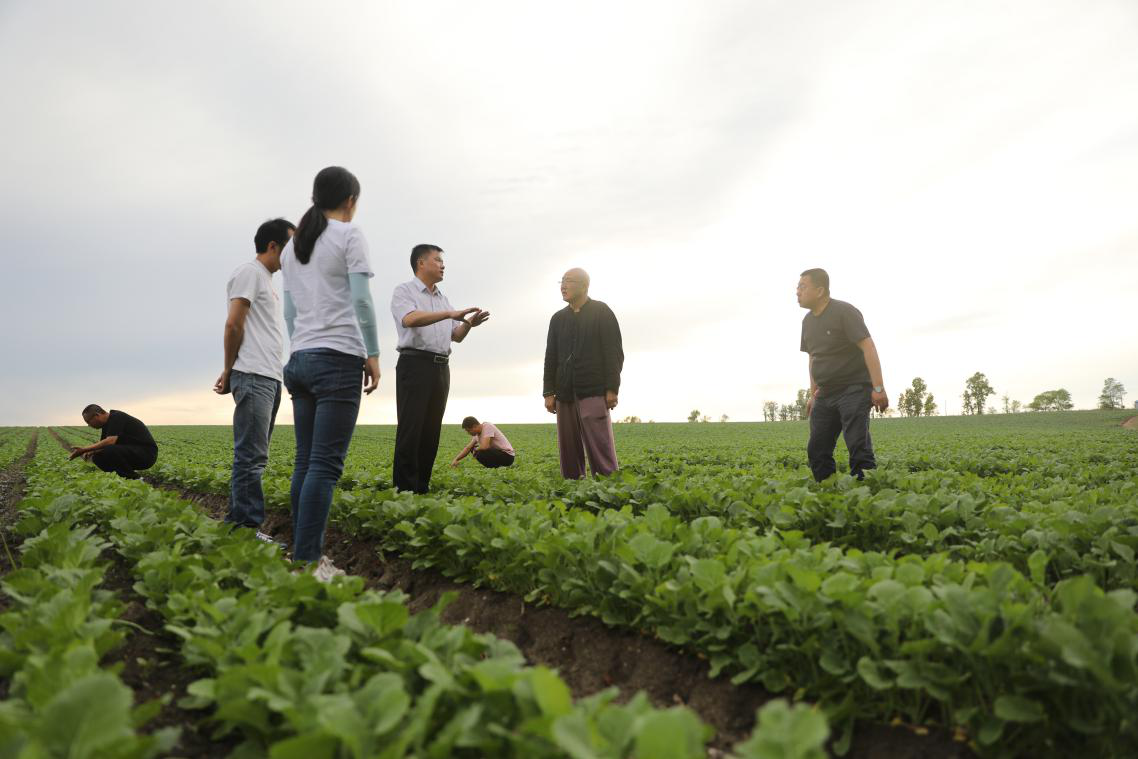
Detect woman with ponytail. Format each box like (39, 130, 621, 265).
(281, 166, 380, 579)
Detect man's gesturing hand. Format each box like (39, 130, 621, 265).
(213, 370, 231, 395)
(466, 309, 490, 328)
(544, 395, 557, 414)
(605, 390, 618, 410)
(451, 307, 480, 321)
(871, 389, 888, 413)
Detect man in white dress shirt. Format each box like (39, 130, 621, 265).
(390, 244, 490, 493)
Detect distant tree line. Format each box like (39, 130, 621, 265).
(756, 375, 1127, 420)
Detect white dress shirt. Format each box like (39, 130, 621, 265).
(390, 278, 457, 354)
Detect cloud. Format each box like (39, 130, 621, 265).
(2, 0, 1136, 424)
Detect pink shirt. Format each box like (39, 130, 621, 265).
(476, 422, 514, 456)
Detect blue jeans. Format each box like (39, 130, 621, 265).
(807, 384, 876, 481)
(227, 370, 282, 528)
(283, 348, 363, 562)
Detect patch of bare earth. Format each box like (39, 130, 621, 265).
(148, 478, 972, 759)
(1122, 416, 1138, 429)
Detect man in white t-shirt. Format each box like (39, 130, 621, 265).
(213, 218, 294, 541)
(451, 416, 516, 468)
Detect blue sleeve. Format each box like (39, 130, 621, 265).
(283, 290, 296, 340)
(349, 273, 380, 357)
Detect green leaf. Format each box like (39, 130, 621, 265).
(269, 731, 339, 759)
(38, 673, 136, 759)
(994, 695, 1045, 723)
(531, 667, 573, 717)
(633, 709, 708, 759)
(856, 657, 894, 690)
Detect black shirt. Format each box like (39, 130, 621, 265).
(800, 299, 871, 394)
(543, 299, 624, 401)
(101, 410, 158, 452)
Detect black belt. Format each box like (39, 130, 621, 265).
(399, 348, 449, 364)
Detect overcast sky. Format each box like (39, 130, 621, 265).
(2, 0, 1136, 425)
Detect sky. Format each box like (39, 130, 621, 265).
(1, 0, 1136, 426)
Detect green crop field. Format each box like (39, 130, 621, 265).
(5, 410, 1137, 757)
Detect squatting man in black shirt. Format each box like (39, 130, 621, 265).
(68, 404, 159, 479)
(797, 269, 888, 482)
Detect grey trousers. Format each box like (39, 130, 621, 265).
(555, 396, 618, 479)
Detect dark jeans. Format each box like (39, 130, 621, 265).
(393, 353, 450, 493)
(284, 348, 363, 562)
(226, 370, 281, 529)
(474, 448, 515, 468)
(93, 445, 157, 479)
(807, 384, 876, 482)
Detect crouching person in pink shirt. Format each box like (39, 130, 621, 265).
(451, 416, 516, 468)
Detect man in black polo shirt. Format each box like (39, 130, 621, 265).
(68, 404, 159, 479)
(797, 269, 888, 481)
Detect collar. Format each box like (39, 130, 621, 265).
(410, 277, 442, 296)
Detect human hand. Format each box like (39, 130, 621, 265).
(452, 307, 480, 321)
(68, 446, 84, 461)
(213, 370, 231, 395)
(82, 451, 97, 462)
(871, 389, 888, 413)
(450, 459, 460, 468)
(544, 395, 557, 414)
(466, 309, 490, 328)
(363, 356, 381, 395)
(605, 390, 618, 410)
(806, 389, 817, 418)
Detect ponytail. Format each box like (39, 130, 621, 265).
(292, 166, 361, 265)
(293, 205, 327, 264)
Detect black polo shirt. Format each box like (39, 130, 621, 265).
(800, 299, 871, 395)
(101, 410, 158, 452)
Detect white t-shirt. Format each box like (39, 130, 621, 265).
(227, 260, 284, 382)
(281, 219, 374, 357)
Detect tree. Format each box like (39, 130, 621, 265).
(897, 377, 930, 417)
(1011, 400, 1022, 414)
(962, 373, 995, 415)
(778, 404, 792, 422)
(700, 414, 711, 423)
(618, 415, 641, 424)
(1001, 395, 1010, 414)
(688, 409, 700, 423)
(1098, 378, 1127, 410)
(923, 394, 937, 416)
(720, 414, 729, 423)
(1028, 389, 1073, 412)
(762, 401, 778, 422)
(793, 389, 810, 420)
(896, 388, 911, 417)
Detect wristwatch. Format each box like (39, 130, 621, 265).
(873, 385, 884, 393)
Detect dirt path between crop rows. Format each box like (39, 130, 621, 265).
(37, 428, 231, 756)
(146, 475, 970, 759)
(1123, 415, 1138, 429)
(0, 430, 37, 577)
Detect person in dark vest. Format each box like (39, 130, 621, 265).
(797, 268, 889, 481)
(69, 405, 159, 479)
(543, 268, 623, 479)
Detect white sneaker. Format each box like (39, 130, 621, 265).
(312, 555, 346, 583)
(254, 531, 286, 550)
